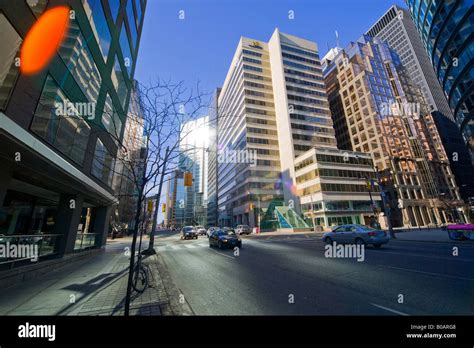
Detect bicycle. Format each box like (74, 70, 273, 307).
(131, 252, 153, 293)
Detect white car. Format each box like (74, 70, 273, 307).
(235, 225, 252, 235)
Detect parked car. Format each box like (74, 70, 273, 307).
(209, 228, 242, 249)
(195, 226, 207, 236)
(181, 226, 198, 240)
(206, 227, 217, 237)
(322, 224, 389, 248)
(235, 225, 252, 235)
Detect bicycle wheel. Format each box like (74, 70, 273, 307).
(132, 265, 148, 293)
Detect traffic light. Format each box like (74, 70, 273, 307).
(162, 203, 166, 212)
(147, 200, 154, 213)
(184, 172, 193, 187)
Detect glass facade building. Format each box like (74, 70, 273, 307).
(0, 1, 146, 271)
(406, 0, 474, 159)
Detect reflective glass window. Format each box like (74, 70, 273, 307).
(31, 75, 91, 164)
(0, 13, 21, 110)
(83, 0, 112, 61)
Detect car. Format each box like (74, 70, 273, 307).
(235, 225, 252, 235)
(206, 227, 217, 237)
(195, 226, 207, 236)
(209, 228, 242, 249)
(181, 226, 198, 240)
(222, 227, 235, 234)
(322, 224, 389, 248)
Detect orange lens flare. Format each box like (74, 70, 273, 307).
(20, 6, 70, 75)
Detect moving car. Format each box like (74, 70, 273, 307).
(181, 226, 198, 240)
(206, 227, 217, 237)
(322, 224, 389, 248)
(235, 225, 252, 235)
(195, 226, 207, 236)
(209, 228, 242, 249)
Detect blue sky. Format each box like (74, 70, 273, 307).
(135, 0, 407, 98)
(135, 0, 407, 223)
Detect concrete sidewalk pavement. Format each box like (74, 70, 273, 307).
(394, 228, 474, 243)
(0, 238, 192, 316)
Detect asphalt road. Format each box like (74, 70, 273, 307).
(153, 230, 474, 315)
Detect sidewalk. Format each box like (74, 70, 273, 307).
(0, 238, 192, 316)
(394, 228, 474, 243)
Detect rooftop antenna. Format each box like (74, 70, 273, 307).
(335, 30, 340, 48)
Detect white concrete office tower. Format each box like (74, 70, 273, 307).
(217, 28, 334, 228)
(365, 5, 474, 201)
(268, 29, 336, 206)
(179, 116, 209, 226)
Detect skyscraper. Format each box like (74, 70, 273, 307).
(179, 116, 209, 226)
(206, 88, 221, 227)
(366, 4, 474, 201)
(405, 0, 473, 161)
(217, 29, 333, 229)
(0, 0, 146, 269)
(324, 35, 465, 227)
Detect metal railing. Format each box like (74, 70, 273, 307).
(74, 233, 100, 251)
(0, 234, 61, 268)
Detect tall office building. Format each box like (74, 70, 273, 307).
(366, 4, 474, 201)
(217, 28, 334, 228)
(165, 170, 185, 228)
(179, 116, 209, 226)
(0, 0, 146, 271)
(405, 0, 473, 161)
(206, 88, 221, 227)
(324, 35, 466, 227)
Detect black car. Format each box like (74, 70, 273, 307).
(181, 226, 198, 240)
(209, 229, 242, 249)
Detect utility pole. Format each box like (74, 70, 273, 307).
(145, 146, 170, 254)
(375, 167, 395, 239)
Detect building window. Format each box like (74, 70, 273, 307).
(126, 0, 138, 49)
(108, 0, 120, 23)
(102, 93, 123, 138)
(83, 0, 112, 61)
(112, 54, 129, 110)
(134, 0, 142, 26)
(0, 13, 21, 110)
(31, 75, 91, 164)
(26, 0, 48, 17)
(92, 138, 115, 186)
(119, 24, 133, 76)
(59, 19, 102, 105)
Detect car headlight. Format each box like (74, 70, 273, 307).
(222, 239, 228, 242)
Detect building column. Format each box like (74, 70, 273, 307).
(54, 194, 84, 255)
(0, 169, 12, 207)
(94, 205, 113, 247)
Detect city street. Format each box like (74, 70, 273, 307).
(154, 230, 474, 315)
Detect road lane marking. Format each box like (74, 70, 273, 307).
(213, 251, 235, 259)
(170, 245, 181, 250)
(378, 265, 474, 281)
(370, 303, 409, 316)
(183, 244, 196, 248)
